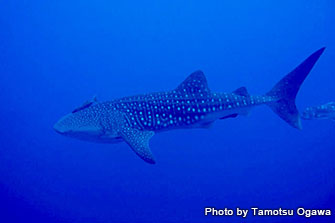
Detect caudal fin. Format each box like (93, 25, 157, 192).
(266, 47, 325, 129)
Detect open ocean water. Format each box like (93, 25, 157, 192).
(0, 0, 334, 222)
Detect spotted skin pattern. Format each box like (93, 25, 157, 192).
(55, 71, 276, 163)
(302, 102, 335, 120)
(94, 71, 275, 132)
(106, 86, 275, 131)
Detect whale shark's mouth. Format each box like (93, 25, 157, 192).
(53, 124, 65, 134)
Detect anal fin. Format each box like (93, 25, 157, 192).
(199, 121, 214, 129)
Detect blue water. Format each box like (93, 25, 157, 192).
(1, 0, 334, 222)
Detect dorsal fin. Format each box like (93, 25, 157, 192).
(176, 70, 210, 95)
(233, 87, 249, 96)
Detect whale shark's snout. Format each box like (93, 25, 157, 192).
(53, 114, 73, 134)
(53, 111, 105, 142)
(53, 121, 67, 134)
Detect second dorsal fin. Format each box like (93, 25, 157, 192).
(233, 87, 249, 96)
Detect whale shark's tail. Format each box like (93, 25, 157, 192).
(266, 47, 325, 129)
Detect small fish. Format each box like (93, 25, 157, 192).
(302, 102, 335, 120)
(72, 95, 98, 113)
(54, 48, 325, 164)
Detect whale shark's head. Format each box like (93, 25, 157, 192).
(54, 101, 122, 143)
(53, 109, 104, 141)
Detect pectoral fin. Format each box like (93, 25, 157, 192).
(120, 127, 156, 164)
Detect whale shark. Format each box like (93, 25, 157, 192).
(302, 102, 335, 121)
(54, 48, 325, 164)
